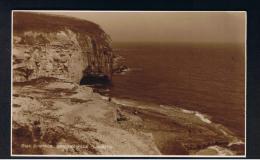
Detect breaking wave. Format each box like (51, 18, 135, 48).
(104, 96, 244, 155)
(228, 139, 245, 147)
(207, 146, 234, 155)
(111, 97, 213, 124)
(181, 108, 212, 124)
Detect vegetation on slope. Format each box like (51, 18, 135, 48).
(13, 12, 111, 45)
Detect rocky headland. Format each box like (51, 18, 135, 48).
(12, 12, 244, 155)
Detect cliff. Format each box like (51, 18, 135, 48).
(13, 12, 113, 83)
(12, 12, 161, 155)
(12, 12, 243, 156)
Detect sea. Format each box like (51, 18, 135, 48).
(109, 42, 245, 139)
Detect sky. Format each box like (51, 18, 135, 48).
(35, 11, 245, 43)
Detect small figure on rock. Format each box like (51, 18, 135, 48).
(115, 107, 127, 122)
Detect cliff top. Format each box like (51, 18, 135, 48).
(13, 12, 106, 37)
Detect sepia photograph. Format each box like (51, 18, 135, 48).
(11, 11, 246, 156)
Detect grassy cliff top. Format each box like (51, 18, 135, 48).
(13, 12, 105, 37)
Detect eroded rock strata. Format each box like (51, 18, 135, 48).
(12, 12, 243, 155)
(13, 12, 113, 83)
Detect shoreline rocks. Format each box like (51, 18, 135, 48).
(12, 78, 244, 155)
(12, 12, 244, 156)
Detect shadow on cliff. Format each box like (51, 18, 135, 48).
(80, 74, 111, 86)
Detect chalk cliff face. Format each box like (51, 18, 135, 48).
(12, 13, 162, 155)
(13, 12, 113, 83)
(12, 12, 243, 156)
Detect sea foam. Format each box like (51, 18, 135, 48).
(111, 97, 213, 124)
(111, 97, 137, 107)
(228, 139, 244, 147)
(207, 146, 234, 155)
(181, 109, 212, 124)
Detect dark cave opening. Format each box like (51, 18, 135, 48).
(80, 74, 111, 86)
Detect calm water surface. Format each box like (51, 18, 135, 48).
(110, 42, 245, 138)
